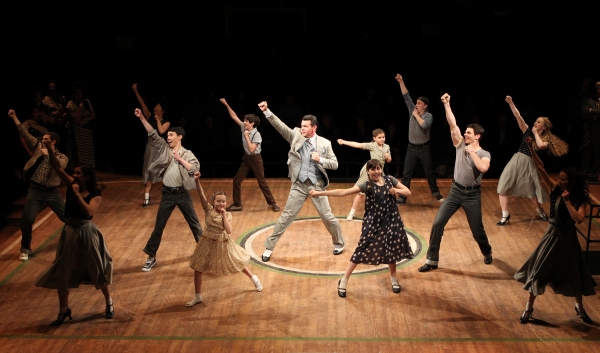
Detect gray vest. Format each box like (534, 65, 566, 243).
(298, 139, 318, 183)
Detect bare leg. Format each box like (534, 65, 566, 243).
(100, 284, 111, 302)
(186, 271, 204, 306)
(100, 285, 114, 318)
(145, 181, 152, 194)
(58, 288, 69, 310)
(388, 264, 397, 277)
(242, 267, 253, 278)
(498, 194, 509, 213)
(520, 292, 536, 323)
(343, 262, 359, 280)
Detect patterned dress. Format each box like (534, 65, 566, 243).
(352, 176, 414, 265)
(514, 185, 596, 297)
(142, 114, 170, 184)
(189, 204, 250, 275)
(34, 188, 113, 290)
(66, 100, 95, 168)
(354, 142, 391, 187)
(497, 127, 547, 203)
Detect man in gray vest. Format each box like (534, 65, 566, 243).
(418, 93, 493, 272)
(257, 101, 345, 262)
(395, 73, 444, 204)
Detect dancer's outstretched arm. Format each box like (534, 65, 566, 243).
(505, 95, 528, 133)
(194, 172, 209, 211)
(441, 94, 462, 146)
(132, 83, 151, 119)
(337, 139, 363, 149)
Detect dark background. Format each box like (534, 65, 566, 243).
(1, 1, 597, 209)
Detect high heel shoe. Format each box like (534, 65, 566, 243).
(51, 308, 72, 326)
(537, 209, 548, 221)
(142, 198, 150, 208)
(519, 308, 533, 324)
(496, 214, 511, 226)
(575, 306, 593, 324)
(337, 279, 346, 298)
(106, 303, 114, 319)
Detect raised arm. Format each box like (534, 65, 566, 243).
(337, 139, 364, 149)
(258, 101, 295, 143)
(441, 94, 462, 145)
(134, 108, 155, 133)
(9, 110, 38, 153)
(528, 138, 556, 193)
(309, 186, 361, 197)
(132, 83, 151, 119)
(193, 172, 209, 211)
(220, 98, 242, 126)
(505, 96, 528, 133)
(395, 73, 408, 95)
(43, 140, 74, 186)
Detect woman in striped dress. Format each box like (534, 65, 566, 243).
(66, 83, 96, 168)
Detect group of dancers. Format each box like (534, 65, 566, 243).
(7, 74, 597, 327)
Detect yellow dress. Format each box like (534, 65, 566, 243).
(189, 204, 250, 275)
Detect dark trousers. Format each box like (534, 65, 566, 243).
(425, 185, 492, 265)
(581, 121, 600, 179)
(143, 187, 202, 257)
(20, 183, 66, 254)
(232, 154, 276, 207)
(400, 143, 440, 201)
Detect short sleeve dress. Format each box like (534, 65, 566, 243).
(354, 142, 391, 187)
(34, 187, 113, 290)
(142, 114, 170, 184)
(352, 175, 414, 265)
(514, 185, 596, 297)
(497, 127, 548, 203)
(189, 204, 250, 275)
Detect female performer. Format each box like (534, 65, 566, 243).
(34, 142, 113, 326)
(497, 96, 568, 225)
(310, 159, 413, 297)
(132, 83, 171, 207)
(515, 139, 596, 324)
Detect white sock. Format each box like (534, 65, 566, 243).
(106, 297, 113, 305)
(339, 277, 348, 289)
(525, 302, 533, 311)
(391, 277, 399, 286)
(186, 293, 203, 307)
(144, 193, 150, 200)
(349, 208, 356, 215)
(502, 210, 509, 218)
(576, 302, 582, 311)
(536, 208, 543, 213)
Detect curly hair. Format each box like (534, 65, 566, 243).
(78, 165, 105, 195)
(532, 117, 569, 157)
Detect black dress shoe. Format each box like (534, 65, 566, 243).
(484, 255, 493, 265)
(575, 306, 593, 324)
(418, 263, 438, 272)
(496, 214, 510, 226)
(392, 283, 401, 293)
(106, 303, 114, 319)
(338, 280, 346, 298)
(520, 308, 533, 324)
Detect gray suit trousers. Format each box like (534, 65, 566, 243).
(264, 179, 345, 251)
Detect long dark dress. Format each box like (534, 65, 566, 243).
(34, 188, 113, 290)
(352, 176, 414, 265)
(142, 114, 170, 184)
(514, 185, 597, 297)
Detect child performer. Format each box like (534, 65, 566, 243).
(186, 173, 263, 307)
(337, 128, 391, 220)
(310, 159, 413, 298)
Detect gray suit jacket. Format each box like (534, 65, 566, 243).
(266, 113, 338, 188)
(146, 129, 200, 190)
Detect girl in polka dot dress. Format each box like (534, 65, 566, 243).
(310, 159, 413, 298)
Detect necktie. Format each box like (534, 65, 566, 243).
(305, 138, 313, 151)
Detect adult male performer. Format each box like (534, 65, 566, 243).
(8, 109, 67, 261)
(418, 93, 493, 272)
(134, 108, 202, 272)
(257, 101, 345, 262)
(395, 73, 444, 204)
(219, 98, 280, 212)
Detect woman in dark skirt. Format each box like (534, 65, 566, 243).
(515, 139, 596, 324)
(310, 159, 414, 297)
(34, 140, 114, 326)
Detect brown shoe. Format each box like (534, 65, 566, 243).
(270, 204, 281, 212)
(226, 205, 243, 211)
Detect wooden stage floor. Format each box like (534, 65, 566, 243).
(1, 175, 599, 352)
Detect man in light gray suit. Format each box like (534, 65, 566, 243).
(258, 101, 345, 262)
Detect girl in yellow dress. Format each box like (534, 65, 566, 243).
(186, 173, 262, 307)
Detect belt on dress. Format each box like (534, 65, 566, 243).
(452, 180, 480, 190)
(163, 185, 185, 194)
